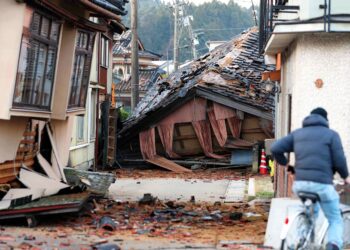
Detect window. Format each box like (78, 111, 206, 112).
(100, 36, 109, 67)
(68, 31, 95, 108)
(13, 11, 61, 110)
(89, 89, 97, 139)
(118, 68, 124, 78)
(77, 115, 85, 141)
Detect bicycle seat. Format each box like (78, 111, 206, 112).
(297, 191, 320, 203)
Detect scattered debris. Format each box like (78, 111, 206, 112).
(139, 193, 157, 205)
(93, 243, 121, 250)
(99, 216, 118, 231)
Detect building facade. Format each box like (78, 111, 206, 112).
(259, 0, 350, 196)
(0, 0, 125, 182)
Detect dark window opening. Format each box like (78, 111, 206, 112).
(68, 31, 95, 109)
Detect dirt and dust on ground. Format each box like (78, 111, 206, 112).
(0, 168, 274, 250)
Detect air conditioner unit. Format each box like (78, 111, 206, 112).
(300, 0, 350, 21)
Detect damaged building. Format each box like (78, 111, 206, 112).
(117, 28, 276, 172)
(0, 0, 126, 213)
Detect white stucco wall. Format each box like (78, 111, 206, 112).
(279, 33, 350, 169)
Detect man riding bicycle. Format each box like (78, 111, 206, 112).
(271, 107, 350, 250)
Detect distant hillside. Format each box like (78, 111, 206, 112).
(123, 0, 255, 63)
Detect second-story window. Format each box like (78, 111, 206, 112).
(13, 11, 61, 110)
(100, 35, 109, 68)
(68, 31, 95, 109)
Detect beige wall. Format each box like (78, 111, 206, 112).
(51, 23, 77, 120)
(51, 116, 74, 168)
(278, 33, 350, 168)
(0, 0, 25, 120)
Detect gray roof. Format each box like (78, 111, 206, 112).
(92, 0, 128, 16)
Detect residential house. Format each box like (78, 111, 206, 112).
(0, 0, 126, 184)
(115, 68, 165, 113)
(117, 28, 275, 172)
(112, 30, 163, 109)
(69, 16, 127, 170)
(259, 0, 350, 196)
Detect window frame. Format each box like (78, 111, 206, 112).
(13, 10, 61, 110)
(68, 30, 95, 109)
(100, 35, 109, 68)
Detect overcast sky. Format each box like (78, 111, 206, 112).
(161, 0, 260, 8)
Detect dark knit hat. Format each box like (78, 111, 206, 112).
(311, 107, 328, 121)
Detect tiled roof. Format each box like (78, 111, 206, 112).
(119, 28, 276, 137)
(116, 68, 165, 93)
(113, 31, 162, 59)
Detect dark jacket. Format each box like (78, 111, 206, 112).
(271, 114, 349, 184)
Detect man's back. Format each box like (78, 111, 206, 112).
(271, 114, 348, 184)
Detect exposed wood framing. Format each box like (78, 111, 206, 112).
(195, 88, 273, 120)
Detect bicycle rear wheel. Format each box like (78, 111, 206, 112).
(281, 213, 311, 250)
(343, 211, 350, 248)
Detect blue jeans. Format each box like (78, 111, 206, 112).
(293, 181, 343, 249)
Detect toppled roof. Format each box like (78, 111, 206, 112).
(116, 68, 165, 93)
(119, 28, 275, 139)
(113, 31, 162, 59)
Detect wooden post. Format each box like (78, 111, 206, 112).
(130, 0, 139, 111)
(173, 0, 179, 71)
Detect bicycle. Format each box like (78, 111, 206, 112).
(280, 184, 350, 250)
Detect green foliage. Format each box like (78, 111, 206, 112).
(123, 0, 255, 63)
(118, 107, 130, 121)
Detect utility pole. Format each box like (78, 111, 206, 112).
(251, 0, 258, 26)
(186, 16, 197, 59)
(131, 0, 139, 111)
(173, 0, 179, 71)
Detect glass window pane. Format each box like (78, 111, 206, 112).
(50, 22, 60, 41)
(40, 17, 50, 38)
(31, 13, 40, 34)
(77, 115, 84, 140)
(23, 40, 40, 104)
(42, 48, 55, 106)
(106, 39, 109, 67)
(14, 37, 29, 104)
(90, 90, 96, 139)
(33, 44, 48, 105)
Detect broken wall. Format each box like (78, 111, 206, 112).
(0, 117, 29, 163)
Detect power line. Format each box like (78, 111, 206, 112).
(195, 27, 247, 31)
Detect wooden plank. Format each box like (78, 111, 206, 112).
(19, 167, 69, 197)
(2, 188, 44, 201)
(146, 156, 191, 173)
(46, 125, 66, 182)
(37, 153, 60, 181)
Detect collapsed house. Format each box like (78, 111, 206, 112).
(0, 0, 126, 214)
(117, 28, 276, 172)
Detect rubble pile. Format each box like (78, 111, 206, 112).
(0, 197, 269, 249)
